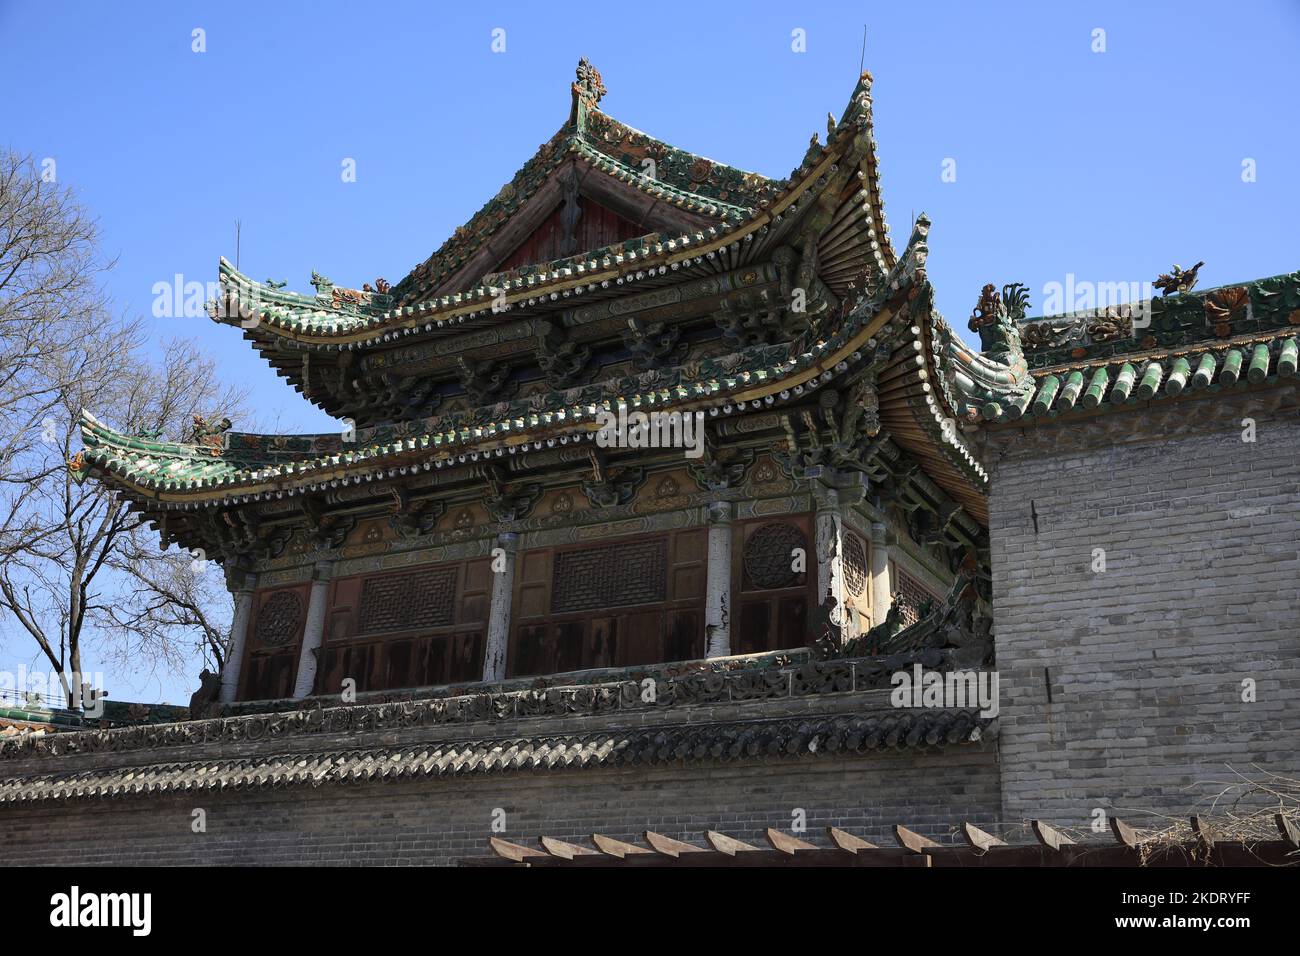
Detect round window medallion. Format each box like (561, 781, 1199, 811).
(743, 522, 807, 591)
(256, 591, 303, 648)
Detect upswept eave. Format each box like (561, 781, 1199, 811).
(209, 68, 897, 353)
(70, 410, 345, 490)
(874, 220, 1009, 523)
(78, 210, 929, 509)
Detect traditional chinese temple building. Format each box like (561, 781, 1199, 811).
(73, 60, 988, 705)
(3, 61, 1295, 866)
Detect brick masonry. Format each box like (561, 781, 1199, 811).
(7, 385, 1295, 862)
(985, 383, 1300, 827)
(0, 748, 1000, 866)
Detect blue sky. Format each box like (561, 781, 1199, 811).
(1, 0, 1297, 702)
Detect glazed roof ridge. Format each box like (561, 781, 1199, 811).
(972, 330, 1300, 424)
(389, 59, 789, 305)
(1024, 269, 1297, 325)
(209, 66, 893, 349)
(952, 266, 1300, 424)
(1014, 267, 1300, 362)
(75, 216, 928, 503)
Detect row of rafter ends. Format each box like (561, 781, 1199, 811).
(222, 122, 892, 341)
(980, 337, 1299, 422)
(82, 307, 895, 499)
(221, 231, 750, 337)
(83, 379, 808, 495)
(0, 712, 992, 802)
(480, 814, 1300, 867)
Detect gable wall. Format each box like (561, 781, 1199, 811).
(986, 383, 1300, 826)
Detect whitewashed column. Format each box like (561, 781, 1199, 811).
(704, 500, 732, 658)
(482, 532, 518, 683)
(218, 576, 257, 704)
(814, 489, 846, 633)
(870, 521, 892, 627)
(292, 561, 334, 699)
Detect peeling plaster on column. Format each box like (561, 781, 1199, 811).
(704, 500, 732, 658)
(815, 498, 846, 635)
(482, 532, 519, 683)
(870, 520, 892, 628)
(218, 580, 257, 704)
(292, 561, 334, 699)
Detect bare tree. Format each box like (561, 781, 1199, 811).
(0, 151, 247, 706)
(92, 339, 248, 680)
(0, 151, 109, 559)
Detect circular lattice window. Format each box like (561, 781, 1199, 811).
(255, 591, 304, 648)
(843, 533, 868, 597)
(743, 522, 807, 590)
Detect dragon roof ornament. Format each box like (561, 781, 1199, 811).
(952, 266, 1300, 424)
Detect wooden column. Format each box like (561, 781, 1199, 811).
(482, 532, 518, 683)
(218, 575, 257, 704)
(814, 487, 846, 634)
(870, 521, 892, 627)
(704, 500, 732, 658)
(292, 561, 334, 699)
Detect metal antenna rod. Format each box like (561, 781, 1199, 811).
(859, 25, 867, 73)
(235, 219, 241, 271)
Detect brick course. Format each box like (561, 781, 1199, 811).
(9, 386, 1296, 862)
(0, 749, 1000, 866)
(986, 386, 1300, 827)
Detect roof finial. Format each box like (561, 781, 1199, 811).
(1154, 261, 1204, 296)
(574, 57, 606, 107)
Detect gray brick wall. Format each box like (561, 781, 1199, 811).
(0, 749, 1000, 865)
(987, 386, 1300, 828)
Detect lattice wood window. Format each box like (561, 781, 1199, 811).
(894, 566, 939, 628)
(733, 514, 814, 656)
(314, 558, 490, 696)
(509, 529, 704, 678)
(843, 531, 868, 599)
(552, 538, 667, 613)
(240, 584, 311, 701)
(357, 566, 458, 634)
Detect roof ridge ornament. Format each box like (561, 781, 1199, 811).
(573, 57, 606, 107)
(567, 56, 607, 133)
(1154, 261, 1204, 296)
(969, 283, 1026, 359)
